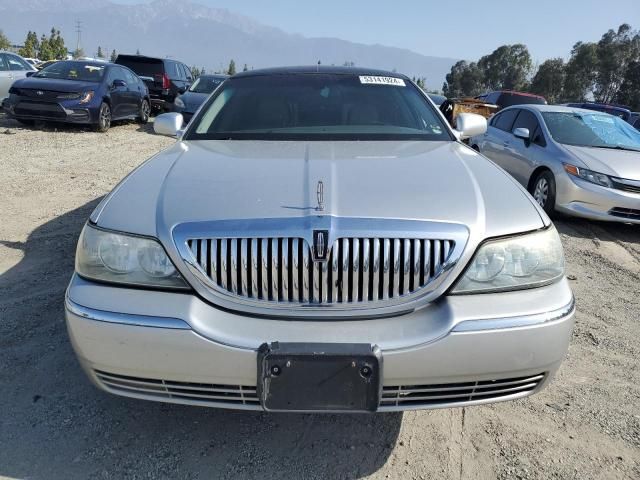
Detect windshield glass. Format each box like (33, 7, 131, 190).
(34, 61, 105, 82)
(189, 76, 226, 93)
(542, 111, 640, 151)
(186, 73, 451, 141)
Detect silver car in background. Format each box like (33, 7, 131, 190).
(0, 51, 37, 101)
(65, 67, 574, 413)
(472, 105, 640, 223)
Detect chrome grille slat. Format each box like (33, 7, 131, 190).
(187, 236, 456, 306)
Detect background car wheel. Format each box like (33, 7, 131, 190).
(95, 102, 111, 132)
(137, 99, 150, 124)
(530, 170, 556, 216)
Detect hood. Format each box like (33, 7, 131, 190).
(563, 144, 640, 180)
(94, 140, 545, 244)
(178, 91, 209, 111)
(12, 76, 98, 93)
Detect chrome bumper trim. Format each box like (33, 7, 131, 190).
(452, 296, 575, 332)
(65, 297, 191, 330)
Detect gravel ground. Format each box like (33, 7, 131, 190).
(1, 113, 639, 480)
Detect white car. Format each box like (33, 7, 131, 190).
(0, 51, 37, 100)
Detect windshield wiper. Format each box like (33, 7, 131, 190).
(591, 144, 640, 153)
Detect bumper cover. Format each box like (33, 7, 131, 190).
(65, 275, 575, 412)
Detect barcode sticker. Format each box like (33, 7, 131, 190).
(359, 76, 406, 87)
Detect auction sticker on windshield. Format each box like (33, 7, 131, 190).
(359, 76, 406, 86)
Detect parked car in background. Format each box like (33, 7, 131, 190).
(2, 60, 150, 132)
(427, 93, 446, 106)
(471, 104, 640, 223)
(115, 54, 192, 113)
(65, 66, 574, 414)
(476, 90, 546, 111)
(37, 60, 59, 70)
(0, 51, 37, 100)
(440, 97, 498, 128)
(23, 58, 40, 68)
(565, 102, 634, 124)
(173, 74, 227, 123)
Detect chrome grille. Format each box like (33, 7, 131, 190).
(186, 237, 455, 305)
(380, 373, 545, 408)
(94, 370, 259, 407)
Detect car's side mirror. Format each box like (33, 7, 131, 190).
(154, 112, 184, 137)
(513, 127, 530, 141)
(112, 79, 127, 89)
(455, 113, 487, 140)
(26, 71, 36, 77)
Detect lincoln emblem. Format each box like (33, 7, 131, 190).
(313, 230, 329, 261)
(316, 181, 324, 211)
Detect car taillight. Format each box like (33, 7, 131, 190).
(162, 73, 171, 89)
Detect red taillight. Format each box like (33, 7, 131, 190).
(153, 73, 171, 89)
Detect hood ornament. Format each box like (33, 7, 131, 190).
(316, 180, 324, 212)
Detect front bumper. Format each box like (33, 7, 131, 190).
(65, 274, 575, 412)
(555, 173, 640, 223)
(3, 98, 95, 124)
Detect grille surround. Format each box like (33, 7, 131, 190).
(172, 217, 469, 318)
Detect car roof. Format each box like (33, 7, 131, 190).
(54, 59, 110, 68)
(506, 104, 622, 115)
(232, 65, 410, 80)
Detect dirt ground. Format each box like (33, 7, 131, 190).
(1, 113, 639, 480)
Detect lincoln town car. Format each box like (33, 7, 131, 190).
(65, 67, 574, 412)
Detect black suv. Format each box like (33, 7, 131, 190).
(115, 54, 192, 112)
(476, 90, 547, 111)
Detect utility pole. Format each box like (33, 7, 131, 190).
(75, 20, 82, 53)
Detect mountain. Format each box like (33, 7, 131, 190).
(0, 0, 457, 90)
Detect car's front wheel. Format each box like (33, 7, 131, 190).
(95, 102, 111, 132)
(137, 99, 150, 124)
(530, 170, 556, 216)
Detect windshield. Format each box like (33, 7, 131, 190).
(189, 76, 225, 93)
(186, 73, 452, 141)
(542, 111, 640, 151)
(34, 61, 105, 82)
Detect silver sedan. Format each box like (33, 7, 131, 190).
(65, 67, 573, 413)
(471, 104, 640, 223)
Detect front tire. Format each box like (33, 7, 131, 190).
(95, 102, 111, 132)
(530, 170, 556, 216)
(137, 99, 150, 124)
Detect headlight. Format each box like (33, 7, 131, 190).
(75, 224, 189, 289)
(78, 91, 95, 104)
(452, 227, 564, 294)
(174, 96, 185, 108)
(564, 164, 612, 188)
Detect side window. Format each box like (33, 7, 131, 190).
(485, 92, 500, 104)
(532, 126, 547, 147)
(166, 61, 181, 80)
(7, 54, 30, 71)
(122, 68, 136, 85)
(493, 109, 519, 132)
(0, 54, 9, 72)
(182, 64, 192, 80)
(512, 110, 540, 137)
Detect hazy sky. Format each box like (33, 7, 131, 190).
(113, 0, 639, 61)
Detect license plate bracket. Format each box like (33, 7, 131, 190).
(257, 342, 382, 412)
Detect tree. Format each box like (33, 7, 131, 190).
(73, 47, 85, 59)
(227, 59, 236, 75)
(19, 31, 39, 58)
(110, 49, 117, 62)
(530, 58, 566, 103)
(442, 60, 484, 97)
(615, 60, 640, 110)
(190, 65, 201, 79)
(38, 34, 53, 61)
(47, 28, 67, 60)
(200, 66, 206, 75)
(0, 30, 11, 51)
(593, 24, 640, 103)
(563, 41, 598, 101)
(136, 48, 140, 55)
(478, 44, 532, 91)
(97, 46, 104, 58)
(243, 63, 248, 72)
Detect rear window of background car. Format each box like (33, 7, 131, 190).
(492, 109, 519, 132)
